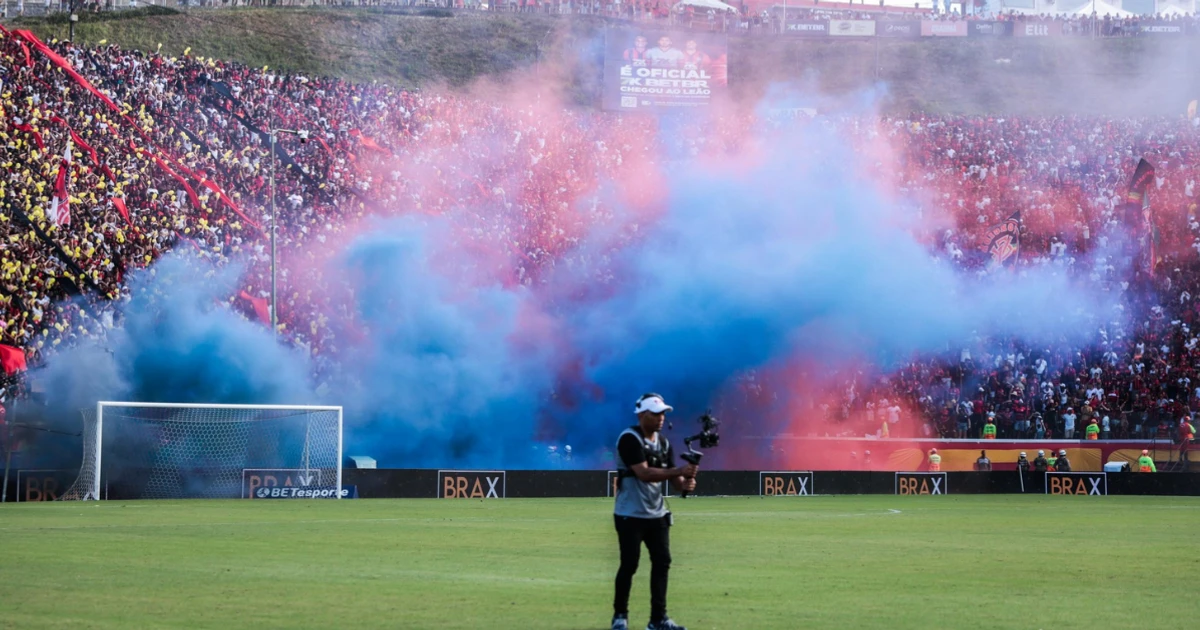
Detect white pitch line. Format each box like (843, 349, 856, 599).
(685, 509, 904, 519)
(0, 516, 561, 532)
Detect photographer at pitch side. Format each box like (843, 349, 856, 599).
(611, 393, 697, 630)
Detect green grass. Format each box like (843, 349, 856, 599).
(1, 495, 1197, 629)
(14, 8, 566, 89)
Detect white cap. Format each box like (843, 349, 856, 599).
(635, 393, 673, 415)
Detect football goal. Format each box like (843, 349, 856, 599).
(60, 402, 342, 500)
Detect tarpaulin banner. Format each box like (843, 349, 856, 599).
(829, 19, 876, 37)
(784, 20, 830, 36)
(1141, 22, 1186, 35)
(877, 21, 922, 38)
(1013, 21, 1063, 37)
(603, 29, 728, 112)
(921, 20, 968, 37)
(968, 21, 1013, 36)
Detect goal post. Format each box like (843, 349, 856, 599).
(60, 402, 343, 501)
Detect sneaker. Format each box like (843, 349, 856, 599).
(611, 614, 629, 630)
(646, 618, 687, 630)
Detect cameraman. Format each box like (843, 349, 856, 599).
(611, 394, 697, 630)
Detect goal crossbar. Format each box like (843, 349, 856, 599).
(98, 402, 344, 411)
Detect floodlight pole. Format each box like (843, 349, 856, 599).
(267, 127, 304, 336)
(1, 404, 15, 503)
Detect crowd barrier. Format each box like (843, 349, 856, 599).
(336, 469, 1200, 499)
(5, 468, 1199, 500)
(6, 467, 1198, 501)
(780, 19, 1194, 38)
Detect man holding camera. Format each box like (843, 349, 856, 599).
(612, 393, 697, 630)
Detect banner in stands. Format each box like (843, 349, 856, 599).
(829, 19, 876, 37)
(921, 21, 968, 37)
(1013, 21, 1064, 37)
(760, 471, 815, 496)
(438, 470, 506, 498)
(785, 20, 830, 36)
(603, 29, 728, 112)
(1141, 22, 1186, 35)
(1046, 472, 1107, 495)
(895, 472, 948, 494)
(968, 21, 1013, 37)
(877, 21, 922, 38)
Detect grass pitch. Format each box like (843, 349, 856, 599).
(1, 495, 1196, 629)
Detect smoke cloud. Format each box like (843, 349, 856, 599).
(36, 83, 1123, 471)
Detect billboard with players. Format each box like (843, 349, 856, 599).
(603, 29, 728, 112)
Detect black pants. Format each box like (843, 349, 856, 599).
(613, 514, 671, 622)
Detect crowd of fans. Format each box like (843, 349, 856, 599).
(1, 27, 1199, 443)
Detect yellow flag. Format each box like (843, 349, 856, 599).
(1189, 100, 1198, 121)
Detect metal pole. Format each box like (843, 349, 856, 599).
(1, 408, 14, 503)
(269, 130, 277, 334)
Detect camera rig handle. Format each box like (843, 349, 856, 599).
(676, 412, 719, 499)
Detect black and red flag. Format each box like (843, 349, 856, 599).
(984, 210, 1021, 269)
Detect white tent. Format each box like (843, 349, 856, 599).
(1157, 2, 1192, 15)
(673, 0, 738, 11)
(1071, 0, 1136, 16)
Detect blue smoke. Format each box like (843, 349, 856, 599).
(333, 220, 558, 467)
(38, 111, 1115, 471)
(550, 120, 1108, 460)
(41, 254, 313, 415)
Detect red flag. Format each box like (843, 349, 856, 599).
(349, 129, 388, 153)
(238, 290, 271, 325)
(11, 122, 44, 150)
(48, 139, 71, 227)
(112, 196, 131, 226)
(0, 345, 27, 375)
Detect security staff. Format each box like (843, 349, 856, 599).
(1055, 449, 1072, 472)
(982, 415, 997, 440)
(1137, 449, 1157, 473)
(975, 450, 992, 471)
(1017, 452, 1031, 472)
(928, 448, 941, 471)
(1181, 418, 1196, 465)
(612, 394, 696, 630)
(1033, 450, 1049, 472)
(1047, 450, 1058, 471)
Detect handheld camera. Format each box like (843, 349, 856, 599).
(679, 412, 720, 497)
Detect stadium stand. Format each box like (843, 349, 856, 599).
(0, 26, 1198, 445)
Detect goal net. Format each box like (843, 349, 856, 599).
(60, 402, 343, 500)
